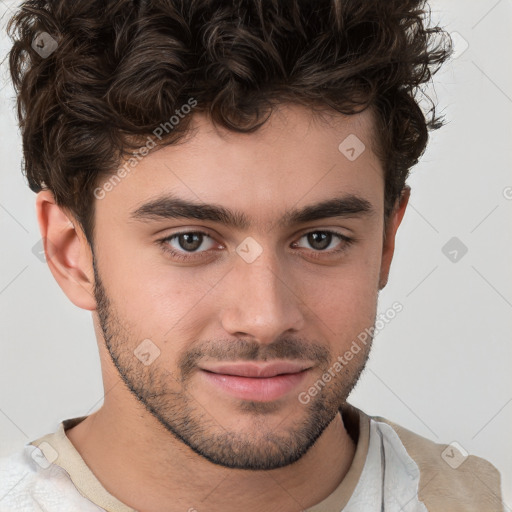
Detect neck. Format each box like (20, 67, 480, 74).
(66, 397, 356, 512)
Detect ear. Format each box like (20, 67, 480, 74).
(35, 190, 97, 310)
(378, 186, 411, 290)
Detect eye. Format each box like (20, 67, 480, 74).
(292, 230, 354, 255)
(158, 231, 219, 261)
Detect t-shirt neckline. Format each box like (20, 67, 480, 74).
(30, 403, 370, 512)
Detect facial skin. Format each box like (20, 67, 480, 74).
(36, 103, 409, 512)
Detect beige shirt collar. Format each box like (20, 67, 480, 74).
(30, 403, 370, 512)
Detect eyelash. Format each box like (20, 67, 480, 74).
(157, 230, 355, 262)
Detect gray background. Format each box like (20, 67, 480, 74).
(1, 0, 511, 507)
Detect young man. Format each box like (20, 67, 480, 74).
(0, 1, 504, 511)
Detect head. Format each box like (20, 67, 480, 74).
(7, 0, 451, 470)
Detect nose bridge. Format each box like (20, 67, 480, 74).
(219, 242, 305, 342)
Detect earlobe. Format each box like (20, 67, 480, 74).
(378, 186, 411, 290)
(35, 190, 97, 311)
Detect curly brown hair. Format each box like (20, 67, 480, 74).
(7, 0, 452, 248)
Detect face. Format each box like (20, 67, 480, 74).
(90, 104, 388, 470)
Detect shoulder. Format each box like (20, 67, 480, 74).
(370, 412, 505, 512)
(0, 445, 103, 511)
(0, 447, 48, 508)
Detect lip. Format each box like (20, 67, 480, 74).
(199, 361, 312, 378)
(199, 362, 313, 402)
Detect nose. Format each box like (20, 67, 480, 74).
(219, 246, 305, 345)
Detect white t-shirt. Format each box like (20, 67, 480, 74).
(0, 403, 504, 511)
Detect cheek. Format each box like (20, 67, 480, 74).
(299, 249, 382, 330)
(95, 233, 216, 338)
(301, 274, 379, 343)
(301, 244, 381, 308)
(119, 272, 215, 338)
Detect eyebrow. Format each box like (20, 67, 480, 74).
(129, 193, 376, 230)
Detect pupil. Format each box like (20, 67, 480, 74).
(308, 232, 331, 250)
(180, 233, 201, 251)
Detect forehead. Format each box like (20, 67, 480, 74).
(94, 104, 384, 230)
